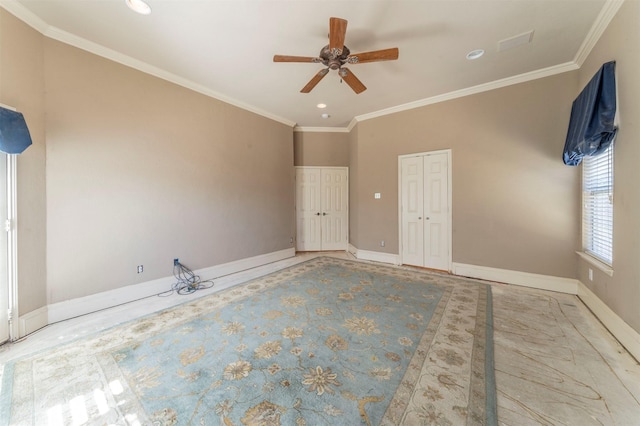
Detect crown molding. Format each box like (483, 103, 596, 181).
(0, 0, 48, 33)
(43, 26, 293, 127)
(2, 0, 620, 131)
(346, 118, 358, 132)
(351, 0, 622, 124)
(0, 103, 17, 111)
(355, 61, 579, 123)
(574, 0, 625, 66)
(293, 126, 349, 133)
(293, 122, 357, 133)
(0, 2, 297, 128)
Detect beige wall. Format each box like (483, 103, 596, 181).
(0, 11, 47, 315)
(44, 40, 295, 303)
(350, 72, 580, 279)
(293, 131, 349, 166)
(577, 0, 640, 332)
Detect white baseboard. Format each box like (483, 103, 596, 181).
(47, 274, 176, 324)
(26, 246, 640, 363)
(577, 281, 640, 362)
(47, 248, 295, 325)
(349, 244, 400, 265)
(18, 305, 48, 338)
(451, 262, 579, 294)
(196, 248, 295, 280)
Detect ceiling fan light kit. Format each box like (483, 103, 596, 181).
(273, 17, 399, 94)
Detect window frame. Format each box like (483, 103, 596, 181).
(581, 143, 614, 271)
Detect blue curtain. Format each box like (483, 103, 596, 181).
(562, 61, 617, 166)
(0, 107, 33, 154)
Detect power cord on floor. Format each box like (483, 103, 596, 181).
(158, 261, 214, 296)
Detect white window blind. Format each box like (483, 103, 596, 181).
(582, 144, 613, 265)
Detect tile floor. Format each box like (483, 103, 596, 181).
(1, 252, 639, 425)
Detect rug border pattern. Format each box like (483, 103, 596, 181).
(1, 256, 496, 425)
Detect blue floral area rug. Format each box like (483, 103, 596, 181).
(1, 257, 496, 425)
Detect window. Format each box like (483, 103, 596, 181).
(582, 144, 614, 265)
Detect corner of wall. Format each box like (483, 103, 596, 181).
(18, 305, 48, 337)
(349, 244, 400, 265)
(577, 280, 640, 362)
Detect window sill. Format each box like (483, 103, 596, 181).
(576, 251, 614, 277)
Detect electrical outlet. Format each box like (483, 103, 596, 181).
(380, 240, 385, 247)
(588, 268, 593, 281)
(290, 237, 294, 244)
(174, 258, 179, 266)
(137, 265, 144, 274)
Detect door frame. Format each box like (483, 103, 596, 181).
(0, 153, 18, 343)
(8, 154, 18, 341)
(397, 149, 452, 271)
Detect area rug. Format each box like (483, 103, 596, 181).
(0, 257, 496, 425)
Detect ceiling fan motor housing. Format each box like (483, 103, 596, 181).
(320, 45, 351, 69)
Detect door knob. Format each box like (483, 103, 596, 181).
(418, 217, 421, 220)
(322, 212, 327, 216)
(315, 212, 321, 216)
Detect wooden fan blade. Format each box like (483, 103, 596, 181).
(347, 47, 399, 64)
(274, 55, 322, 63)
(329, 17, 348, 55)
(301, 69, 329, 93)
(339, 67, 366, 94)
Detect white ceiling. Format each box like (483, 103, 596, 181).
(2, 0, 613, 129)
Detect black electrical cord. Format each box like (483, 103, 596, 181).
(158, 261, 214, 296)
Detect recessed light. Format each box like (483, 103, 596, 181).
(317, 103, 327, 109)
(321, 113, 330, 119)
(466, 49, 484, 60)
(125, 0, 151, 15)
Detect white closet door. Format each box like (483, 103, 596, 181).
(320, 168, 348, 250)
(400, 151, 450, 271)
(295, 167, 348, 252)
(401, 156, 425, 266)
(423, 153, 449, 270)
(296, 168, 322, 251)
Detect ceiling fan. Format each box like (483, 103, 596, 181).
(273, 17, 399, 94)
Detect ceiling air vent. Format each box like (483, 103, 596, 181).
(498, 30, 534, 52)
